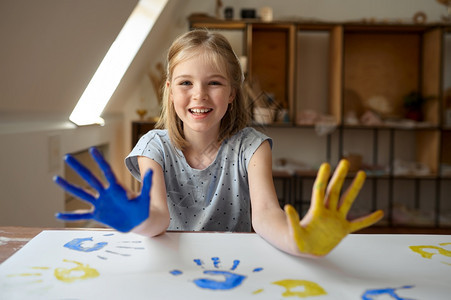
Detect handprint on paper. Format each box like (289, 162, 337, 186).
(409, 243, 451, 259)
(170, 257, 263, 291)
(409, 242, 451, 266)
(63, 233, 145, 260)
(361, 285, 415, 300)
(7, 259, 99, 285)
(64, 237, 107, 252)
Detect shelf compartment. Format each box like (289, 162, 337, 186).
(247, 23, 296, 122)
(295, 25, 343, 125)
(343, 27, 442, 126)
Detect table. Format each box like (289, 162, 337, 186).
(1, 227, 450, 299)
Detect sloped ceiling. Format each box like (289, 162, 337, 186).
(0, 0, 138, 117)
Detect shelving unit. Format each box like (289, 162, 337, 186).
(186, 18, 451, 228)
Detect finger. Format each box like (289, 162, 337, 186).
(53, 176, 96, 204)
(284, 204, 304, 250)
(326, 159, 349, 210)
(312, 163, 330, 210)
(339, 170, 366, 217)
(65, 154, 104, 192)
(348, 210, 384, 233)
(56, 211, 94, 221)
(90, 147, 116, 184)
(140, 169, 153, 199)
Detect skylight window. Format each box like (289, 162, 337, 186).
(70, 0, 167, 126)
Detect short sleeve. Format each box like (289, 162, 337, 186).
(124, 130, 168, 181)
(238, 127, 272, 170)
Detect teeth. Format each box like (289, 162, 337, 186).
(190, 108, 211, 113)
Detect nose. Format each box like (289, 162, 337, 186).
(193, 83, 207, 101)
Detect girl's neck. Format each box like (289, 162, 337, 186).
(182, 129, 221, 170)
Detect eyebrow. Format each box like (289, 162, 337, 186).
(173, 74, 229, 81)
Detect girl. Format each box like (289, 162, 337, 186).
(55, 30, 383, 257)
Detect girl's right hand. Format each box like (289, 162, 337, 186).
(54, 147, 153, 232)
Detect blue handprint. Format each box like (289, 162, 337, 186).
(64, 237, 108, 252)
(62, 234, 145, 260)
(53, 147, 153, 232)
(362, 285, 415, 300)
(170, 257, 263, 291)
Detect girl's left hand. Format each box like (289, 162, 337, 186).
(285, 159, 384, 257)
(54, 147, 153, 232)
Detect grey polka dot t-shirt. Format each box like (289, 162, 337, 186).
(125, 127, 272, 232)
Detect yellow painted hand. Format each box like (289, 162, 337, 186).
(285, 159, 384, 257)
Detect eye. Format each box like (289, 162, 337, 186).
(178, 80, 192, 86)
(209, 81, 223, 86)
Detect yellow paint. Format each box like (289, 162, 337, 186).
(286, 159, 384, 256)
(272, 279, 326, 298)
(54, 259, 99, 283)
(409, 244, 451, 259)
(8, 273, 42, 277)
(252, 288, 264, 294)
(31, 267, 50, 270)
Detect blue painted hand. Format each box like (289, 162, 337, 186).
(54, 147, 153, 232)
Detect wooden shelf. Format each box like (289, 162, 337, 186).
(181, 19, 451, 228)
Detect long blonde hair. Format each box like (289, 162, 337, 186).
(155, 29, 249, 150)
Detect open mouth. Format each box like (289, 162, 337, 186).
(189, 108, 213, 115)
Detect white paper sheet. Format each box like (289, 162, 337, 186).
(0, 230, 450, 299)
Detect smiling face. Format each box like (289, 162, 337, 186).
(156, 30, 249, 151)
(168, 50, 235, 140)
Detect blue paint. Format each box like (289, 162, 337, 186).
(103, 233, 114, 236)
(252, 267, 263, 272)
(212, 257, 220, 268)
(362, 285, 415, 300)
(170, 270, 183, 276)
(230, 260, 240, 271)
(54, 147, 153, 232)
(64, 237, 108, 252)
(120, 241, 142, 244)
(105, 250, 131, 257)
(193, 270, 247, 290)
(116, 246, 145, 250)
(194, 259, 204, 267)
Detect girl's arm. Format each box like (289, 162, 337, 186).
(248, 140, 301, 255)
(132, 156, 170, 237)
(248, 141, 384, 257)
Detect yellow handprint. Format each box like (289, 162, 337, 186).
(410, 243, 451, 259)
(286, 159, 384, 257)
